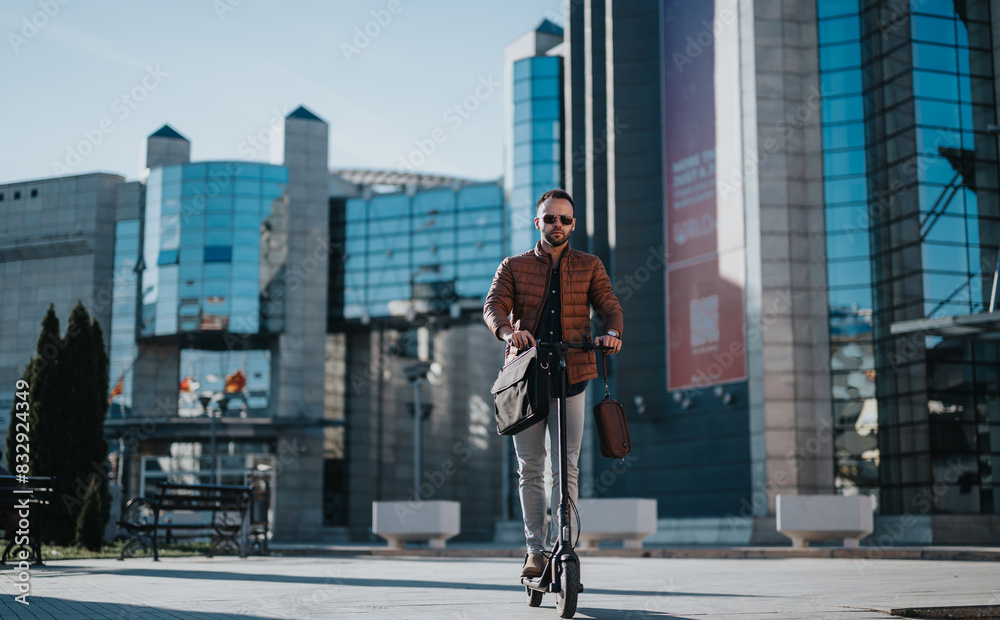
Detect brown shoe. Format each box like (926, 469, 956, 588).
(520, 553, 546, 579)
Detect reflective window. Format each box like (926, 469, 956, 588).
(822, 96, 864, 123)
(140, 162, 286, 339)
(817, 0, 858, 18)
(819, 3, 877, 503)
(827, 259, 872, 288)
(824, 150, 866, 177)
(820, 42, 862, 71)
(913, 70, 961, 101)
(826, 231, 871, 260)
(156, 249, 178, 265)
(341, 182, 505, 321)
(912, 43, 958, 73)
(824, 177, 867, 204)
(912, 14, 957, 45)
(818, 15, 861, 44)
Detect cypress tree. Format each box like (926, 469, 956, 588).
(75, 477, 104, 552)
(6, 303, 112, 546)
(88, 316, 112, 533)
(52, 302, 111, 546)
(6, 305, 68, 542)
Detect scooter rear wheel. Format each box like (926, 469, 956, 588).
(557, 560, 579, 618)
(526, 585, 544, 607)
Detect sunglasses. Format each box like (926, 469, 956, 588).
(541, 214, 575, 225)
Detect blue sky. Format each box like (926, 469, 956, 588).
(1, 0, 565, 184)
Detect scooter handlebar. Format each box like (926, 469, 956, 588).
(535, 340, 614, 352)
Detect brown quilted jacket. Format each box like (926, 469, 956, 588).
(484, 241, 624, 385)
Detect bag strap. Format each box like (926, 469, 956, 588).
(602, 351, 610, 398)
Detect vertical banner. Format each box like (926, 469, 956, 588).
(663, 0, 746, 390)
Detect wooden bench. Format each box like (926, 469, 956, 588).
(0, 476, 54, 567)
(117, 481, 253, 561)
(776, 494, 874, 548)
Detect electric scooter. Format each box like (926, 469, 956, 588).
(522, 338, 612, 619)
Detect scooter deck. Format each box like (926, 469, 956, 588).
(521, 575, 585, 594)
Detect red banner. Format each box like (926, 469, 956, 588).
(667, 256, 747, 389)
(663, 0, 746, 390)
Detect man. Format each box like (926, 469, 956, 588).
(484, 188, 623, 580)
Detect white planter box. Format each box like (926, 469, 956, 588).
(372, 501, 460, 549)
(576, 498, 658, 549)
(776, 494, 874, 548)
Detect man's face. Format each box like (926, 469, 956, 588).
(535, 198, 575, 247)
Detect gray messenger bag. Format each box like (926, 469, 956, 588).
(491, 346, 549, 435)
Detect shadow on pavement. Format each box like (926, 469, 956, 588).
(575, 609, 695, 619)
(59, 566, 762, 598)
(13, 597, 284, 620)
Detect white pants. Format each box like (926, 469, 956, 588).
(512, 392, 586, 554)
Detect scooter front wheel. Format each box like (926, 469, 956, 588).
(526, 585, 544, 607)
(557, 560, 579, 618)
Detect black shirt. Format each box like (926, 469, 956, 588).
(534, 267, 587, 397)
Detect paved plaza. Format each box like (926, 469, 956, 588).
(1, 552, 999, 619)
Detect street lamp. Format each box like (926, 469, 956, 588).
(403, 361, 444, 499)
(404, 362, 432, 500)
(198, 392, 227, 485)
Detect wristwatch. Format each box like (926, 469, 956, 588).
(606, 330, 620, 339)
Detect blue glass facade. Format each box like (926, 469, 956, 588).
(819, 0, 1000, 515)
(140, 162, 287, 337)
(817, 1, 879, 500)
(108, 219, 140, 418)
(342, 183, 504, 321)
(510, 55, 563, 255)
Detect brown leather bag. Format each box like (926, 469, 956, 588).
(593, 352, 631, 459)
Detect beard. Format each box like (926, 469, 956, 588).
(544, 230, 570, 247)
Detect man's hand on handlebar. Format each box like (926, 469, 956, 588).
(503, 328, 536, 351)
(593, 334, 622, 355)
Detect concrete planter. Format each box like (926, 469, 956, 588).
(777, 494, 874, 548)
(372, 501, 460, 549)
(576, 498, 658, 549)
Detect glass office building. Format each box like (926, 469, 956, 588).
(504, 20, 564, 256)
(818, 3, 879, 501)
(569, 0, 1000, 543)
(140, 162, 288, 337)
(342, 182, 505, 322)
(510, 54, 564, 253)
(108, 219, 141, 418)
(819, 0, 1000, 517)
(857, 0, 1000, 516)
